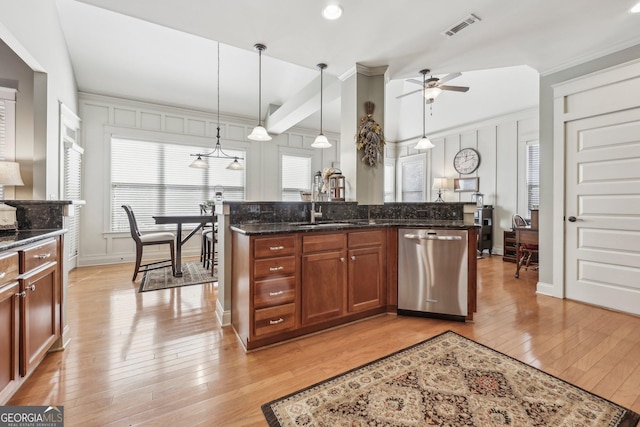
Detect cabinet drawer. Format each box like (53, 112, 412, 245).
(20, 239, 58, 273)
(303, 233, 346, 253)
(254, 256, 296, 279)
(254, 236, 297, 259)
(348, 229, 384, 248)
(254, 276, 296, 308)
(0, 252, 18, 285)
(254, 303, 295, 337)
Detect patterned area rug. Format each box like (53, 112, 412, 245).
(139, 261, 216, 292)
(262, 331, 640, 427)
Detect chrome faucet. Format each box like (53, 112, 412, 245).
(309, 201, 322, 224)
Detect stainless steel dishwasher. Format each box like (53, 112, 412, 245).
(397, 228, 468, 321)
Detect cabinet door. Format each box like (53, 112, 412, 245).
(348, 246, 384, 312)
(20, 263, 60, 377)
(0, 281, 19, 403)
(301, 250, 346, 326)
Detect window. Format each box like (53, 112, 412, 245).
(0, 88, 17, 199)
(384, 159, 396, 202)
(526, 143, 540, 215)
(397, 154, 427, 202)
(110, 137, 245, 232)
(281, 153, 311, 201)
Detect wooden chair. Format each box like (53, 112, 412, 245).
(122, 205, 176, 281)
(512, 214, 538, 271)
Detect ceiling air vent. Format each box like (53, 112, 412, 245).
(441, 14, 481, 37)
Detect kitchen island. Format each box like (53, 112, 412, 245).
(226, 203, 477, 351)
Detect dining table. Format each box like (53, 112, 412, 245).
(153, 214, 212, 277)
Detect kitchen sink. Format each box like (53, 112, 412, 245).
(296, 222, 352, 229)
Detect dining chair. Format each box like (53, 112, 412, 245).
(122, 205, 176, 281)
(512, 213, 538, 271)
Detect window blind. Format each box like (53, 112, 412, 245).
(63, 141, 82, 258)
(527, 143, 540, 215)
(0, 102, 5, 199)
(111, 137, 245, 232)
(281, 154, 311, 201)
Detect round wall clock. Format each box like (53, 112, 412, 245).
(453, 148, 480, 174)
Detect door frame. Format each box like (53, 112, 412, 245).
(551, 58, 640, 299)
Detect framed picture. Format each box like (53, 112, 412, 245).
(453, 177, 479, 192)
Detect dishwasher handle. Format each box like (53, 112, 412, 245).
(404, 234, 463, 241)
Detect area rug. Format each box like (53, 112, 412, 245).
(262, 330, 640, 427)
(139, 261, 216, 292)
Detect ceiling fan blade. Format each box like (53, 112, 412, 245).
(396, 88, 422, 99)
(439, 85, 469, 92)
(437, 72, 462, 85)
(406, 78, 424, 86)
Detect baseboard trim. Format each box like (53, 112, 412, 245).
(216, 299, 231, 327)
(536, 281, 556, 297)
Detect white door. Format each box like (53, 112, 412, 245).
(564, 107, 640, 315)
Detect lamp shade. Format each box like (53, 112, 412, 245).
(432, 177, 448, 190)
(311, 134, 331, 148)
(0, 161, 24, 186)
(248, 124, 272, 141)
(189, 156, 209, 169)
(226, 158, 244, 170)
(414, 136, 435, 150)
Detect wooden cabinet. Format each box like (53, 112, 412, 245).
(0, 236, 62, 405)
(347, 230, 385, 313)
(301, 233, 347, 326)
(503, 230, 518, 263)
(232, 228, 387, 350)
(0, 253, 20, 404)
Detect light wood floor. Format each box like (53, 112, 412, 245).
(8, 256, 640, 426)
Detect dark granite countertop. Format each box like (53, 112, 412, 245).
(0, 229, 67, 252)
(231, 219, 475, 235)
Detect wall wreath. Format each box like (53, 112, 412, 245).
(356, 101, 385, 167)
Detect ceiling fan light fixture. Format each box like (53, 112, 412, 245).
(248, 43, 272, 141)
(423, 87, 442, 100)
(415, 69, 435, 150)
(322, 4, 343, 20)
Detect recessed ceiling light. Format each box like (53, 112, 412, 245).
(630, 1, 640, 13)
(322, 4, 343, 20)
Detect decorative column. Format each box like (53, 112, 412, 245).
(339, 65, 388, 204)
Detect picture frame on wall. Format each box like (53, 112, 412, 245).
(454, 177, 479, 192)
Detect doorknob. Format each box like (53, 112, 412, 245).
(568, 216, 578, 222)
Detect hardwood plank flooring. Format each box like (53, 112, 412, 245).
(8, 256, 640, 426)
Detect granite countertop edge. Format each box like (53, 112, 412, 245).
(231, 220, 475, 235)
(0, 229, 67, 252)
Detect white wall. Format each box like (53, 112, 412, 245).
(0, 0, 78, 199)
(392, 108, 538, 255)
(78, 93, 339, 266)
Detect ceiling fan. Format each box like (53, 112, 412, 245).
(397, 69, 469, 102)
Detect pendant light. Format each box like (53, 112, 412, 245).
(189, 42, 244, 170)
(414, 68, 435, 150)
(247, 43, 272, 141)
(311, 63, 331, 148)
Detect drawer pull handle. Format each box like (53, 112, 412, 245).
(27, 284, 36, 292)
(269, 246, 285, 251)
(340, 257, 345, 262)
(269, 318, 284, 325)
(351, 256, 356, 261)
(269, 266, 284, 272)
(34, 253, 51, 260)
(15, 291, 26, 298)
(269, 291, 284, 297)
(0, 272, 5, 280)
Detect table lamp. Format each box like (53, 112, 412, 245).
(0, 161, 24, 230)
(432, 177, 448, 202)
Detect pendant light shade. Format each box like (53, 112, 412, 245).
(248, 43, 272, 141)
(415, 68, 435, 150)
(189, 42, 244, 170)
(311, 63, 331, 149)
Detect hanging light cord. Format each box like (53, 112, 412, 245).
(258, 46, 263, 126)
(422, 72, 426, 137)
(319, 65, 324, 134)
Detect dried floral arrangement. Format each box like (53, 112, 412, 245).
(355, 101, 385, 167)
